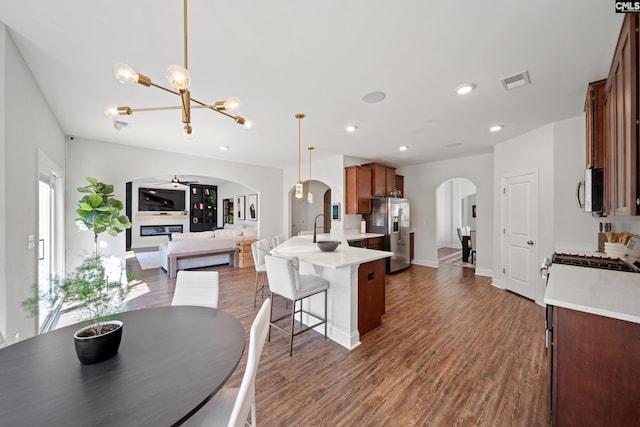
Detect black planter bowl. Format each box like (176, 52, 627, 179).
(317, 240, 340, 252)
(73, 320, 123, 365)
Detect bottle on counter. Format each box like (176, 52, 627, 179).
(360, 218, 366, 234)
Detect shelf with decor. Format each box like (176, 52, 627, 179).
(189, 184, 218, 232)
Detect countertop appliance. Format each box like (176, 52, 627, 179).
(366, 197, 410, 273)
(347, 238, 367, 248)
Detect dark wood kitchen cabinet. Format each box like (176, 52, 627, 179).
(584, 79, 606, 169)
(361, 162, 396, 196)
(548, 305, 640, 426)
(366, 236, 384, 250)
(603, 14, 639, 216)
(358, 258, 386, 336)
(345, 165, 372, 214)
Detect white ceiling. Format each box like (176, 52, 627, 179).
(0, 1, 623, 170)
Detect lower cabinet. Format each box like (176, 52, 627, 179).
(366, 236, 384, 250)
(549, 306, 640, 426)
(358, 258, 386, 336)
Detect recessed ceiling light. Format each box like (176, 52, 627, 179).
(346, 125, 358, 133)
(455, 83, 475, 95)
(362, 91, 386, 103)
(219, 145, 229, 151)
(399, 146, 408, 151)
(489, 125, 503, 132)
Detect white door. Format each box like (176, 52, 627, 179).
(502, 171, 539, 300)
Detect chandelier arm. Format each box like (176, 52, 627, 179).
(148, 81, 181, 96)
(190, 97, 236, 119)
(183, 0, 188, 70)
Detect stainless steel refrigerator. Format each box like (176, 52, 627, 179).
(366, 197, 411, 273)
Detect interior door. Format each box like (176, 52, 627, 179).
(502, 171, 539, 300)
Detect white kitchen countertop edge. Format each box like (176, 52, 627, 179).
(544, 264, 640, 324)
(272, 236, 391, 269)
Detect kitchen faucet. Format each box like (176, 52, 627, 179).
(313, 214, 325, 243)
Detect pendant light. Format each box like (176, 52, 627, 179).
(307, 146, 315, 203)
(295, 113, 305, 199)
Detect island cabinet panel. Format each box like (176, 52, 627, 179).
(357, 258, 386, 336)
(345, 166, 372, 214)
(549, 306, 640, 427)
(603, 14, 639, 216)
(585, 79, 606, 169)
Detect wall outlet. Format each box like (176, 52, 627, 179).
(27, 235, 35, 249)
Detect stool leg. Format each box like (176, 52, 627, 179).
(289, 298, 296, 357)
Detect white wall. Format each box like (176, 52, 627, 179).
(400, 153, 494, 276)
(66, 139, 282, 270)
(1, 25, 66, 341)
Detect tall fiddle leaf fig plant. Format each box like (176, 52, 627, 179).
(76, 176, 132, 259)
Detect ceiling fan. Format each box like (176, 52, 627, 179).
(169, 175, 198, 187)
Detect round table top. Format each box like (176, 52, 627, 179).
(0, 306, 245, 426)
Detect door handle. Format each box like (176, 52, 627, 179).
(527, 240, 535, 246)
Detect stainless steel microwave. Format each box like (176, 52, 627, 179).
(584, 168, 604, 213)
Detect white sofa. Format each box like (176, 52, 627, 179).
(159, 226, 258, 273)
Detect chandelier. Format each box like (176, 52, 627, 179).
(103, 0, 252, 136)
(295, 113, 305, 199)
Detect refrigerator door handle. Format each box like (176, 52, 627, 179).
(398, 208, 403, 242)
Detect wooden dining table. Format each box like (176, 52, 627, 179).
(0, 306, 245, 426)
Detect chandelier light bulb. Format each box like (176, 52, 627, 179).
(307, 191, 313, 204)
(183, 124, 194, 138)
(103, 103, 119, 118)
(295, 182, 304, 199)
(225, 97, 242, 111)
(113, 63, 138, 84)
(166, 64, 191, 90)
(242, 119, 254, 130)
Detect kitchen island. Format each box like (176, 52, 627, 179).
(271, 236, 392, 349)
(544, 264, 640, 426)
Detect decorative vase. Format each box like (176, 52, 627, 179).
(73, 320, 123, 365)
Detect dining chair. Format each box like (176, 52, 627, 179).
(251, 239, 270, 307)
(271, 234, 284, 248)
(184, 299, 271, 427)
(171, 271, 219, 309)
(456, 227, 464, 246)
(264, 255, 328, 356)
(470, 230, 477, 264)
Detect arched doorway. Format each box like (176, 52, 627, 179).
(435, 178, 477, 267)
(290, 180, 331, 237)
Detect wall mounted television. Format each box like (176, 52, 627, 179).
(138, 188, 186, 212)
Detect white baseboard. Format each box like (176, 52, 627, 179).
(411, 259, 439, 268)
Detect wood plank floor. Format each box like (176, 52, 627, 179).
(124, 257, 551, 426)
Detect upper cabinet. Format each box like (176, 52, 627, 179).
(361, 162, 396, 196)
(587, 14, 639, 217)
(345, 166, 372, 214)
(585, 79, 606, 169)
(603, 14, 639, 216)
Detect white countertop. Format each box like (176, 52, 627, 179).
(544, 264, 640, 324)
(271, 236, 391, 269)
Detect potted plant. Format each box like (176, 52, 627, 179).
(25, 177, 132, 364)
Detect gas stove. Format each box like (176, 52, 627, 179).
(551, 253, 639, 272)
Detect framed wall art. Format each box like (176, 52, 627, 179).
(236, 195, 245, 220)
(247, 194, 258, 221)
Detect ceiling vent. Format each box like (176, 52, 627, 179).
(500, 70, 531, 91)
(113, 119, 131, 131)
